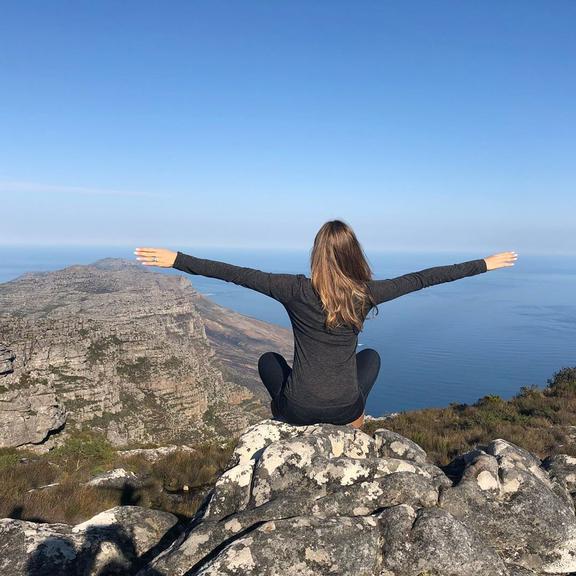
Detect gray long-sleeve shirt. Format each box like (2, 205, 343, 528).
(172, 252, 488, 409)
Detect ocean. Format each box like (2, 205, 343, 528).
(1, 244, 575, 417)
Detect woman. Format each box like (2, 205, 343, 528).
(134, 220, 517, 430)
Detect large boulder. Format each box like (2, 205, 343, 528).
(439, 438, 576, 573)
(0, 505, 178, 576)
(136, 419, 573, 576)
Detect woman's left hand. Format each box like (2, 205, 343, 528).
(483, 251, 518, 271)
(134, 247, 178, 268)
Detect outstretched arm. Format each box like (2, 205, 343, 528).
(134, 247, 300, 304)
(366, 251, 517, 305)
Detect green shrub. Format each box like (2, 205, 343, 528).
(86, 335, 122, 364)
(50, 430, 116, 476)
(0, 448, 20, 470)
(163, 356, 183, 370)
(116, 356, 152, 382)
(363, 365, 576, 464)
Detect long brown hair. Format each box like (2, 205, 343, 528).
(310, 219, 378, 332)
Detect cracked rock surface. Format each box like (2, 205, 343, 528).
(134, 419, 576, 576)
(0, 505, 178, 576)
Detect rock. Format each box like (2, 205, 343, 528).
(27, 482, 60, 493)
(542, 453, 576, 494)
(439, 438, 576, 573)
(373, 427, 452, 490)
(191, 515, 381, 576)
(139, 420, 512, 576)
(503, 565, 541, 576)
(377, 504, 509, 576)
(373, 428, 428, 464)
(133, 421, 576, 575)
(0, 374, 67, 448)
(365, 411, 399, 421)
(85, 468, 144, 489)
(0, 505, 178, 575)
(116, 444, 197, 462)
(0, 343, 15, 375)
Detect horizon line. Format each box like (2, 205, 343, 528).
(0, 243, 574, 257)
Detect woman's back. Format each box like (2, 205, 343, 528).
(281, 275, 365, 407)
(279, 255, 489, 421)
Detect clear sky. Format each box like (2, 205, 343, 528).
(1, 1, 574, 255)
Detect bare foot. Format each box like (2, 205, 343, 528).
(348, 412, 364, 429)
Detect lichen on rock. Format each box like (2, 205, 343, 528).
(134, 419, 576, 576)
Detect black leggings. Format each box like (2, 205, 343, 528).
(258, 348, 381, 423)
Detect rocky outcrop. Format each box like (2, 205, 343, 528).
(542, 454, 576, 495)
(2, 421, 576, 574)
(0, 339, 67, 445)
(440, 440, 576, 573)
(134, 420, 576, 576)
(116, 444, 197, 462)
(85, 468, 144, 489)
(0, 258, 293, 450)
(0, 343, 15, 375)
(0, 505, 179, 576)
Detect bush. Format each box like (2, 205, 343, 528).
(363, 365, 576, 464)
(116, 356, 152, 382)
(151, 441, 233, 492)
(86, 335, 122, 364)
(0, 432, 238, 524)
(50, 430, 116, 477)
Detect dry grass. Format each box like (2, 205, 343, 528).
(362, 366, 576, 465)
(3, 366, 575, 525)
(0, 431, 238, 525)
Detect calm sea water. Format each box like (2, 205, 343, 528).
(1, 245, 575, 417)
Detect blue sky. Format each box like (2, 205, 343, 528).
(1, 1, 574, 254)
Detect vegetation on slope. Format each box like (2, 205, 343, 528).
(0, 431, 235, 525)
(362, 366, 576, 465)
(2, 366, 575, 525)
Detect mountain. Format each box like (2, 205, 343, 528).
(0, 258, 293, 450)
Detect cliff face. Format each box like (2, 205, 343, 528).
(0, 258, 293, 450)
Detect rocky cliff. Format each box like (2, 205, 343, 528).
(0, 258, 293, 450)
(3, 419, 576, 575)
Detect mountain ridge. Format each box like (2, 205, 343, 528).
(0, 258, 292, 450)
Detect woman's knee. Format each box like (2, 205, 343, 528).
(358, 347, 378, 355)
(258, 351, 276, 369)
(371, 349, 381, 370)
(357, 347, 380, 365)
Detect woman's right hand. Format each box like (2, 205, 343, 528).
(483, 251, 518, 271)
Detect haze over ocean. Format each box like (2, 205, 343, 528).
(1, 245, 574, 417)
